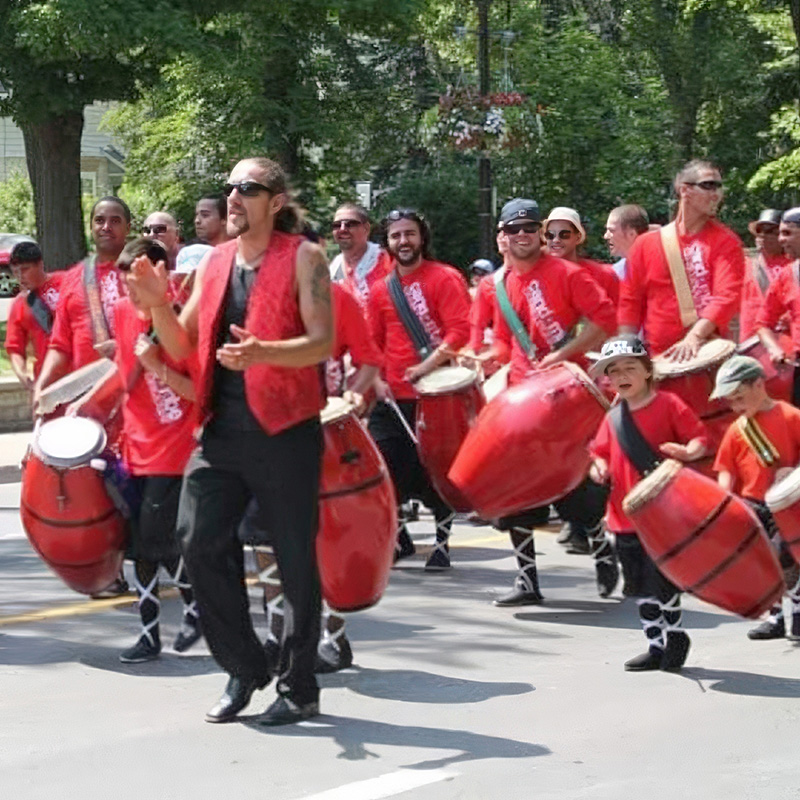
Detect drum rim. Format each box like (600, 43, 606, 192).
(415, 365, 478, 396)
(653, 338, 735, 378)
(765, 466, 800, 512)
(560, 361, 611, 411)
(320, 396, 355, 425)
(622, 458, 682, 515)
(34, 416, 107, 468)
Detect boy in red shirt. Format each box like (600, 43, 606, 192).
(712, 355, 800, 640)
(590, 334, 708, 671)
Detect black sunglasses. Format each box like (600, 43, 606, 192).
(544, 229, 574, 241)
(142, 223, 169, 235)
(223, 181, 273, 198)
(504, 222, 541, 235)
(685, 180, 723, 191)
(331, 219, 362, 231)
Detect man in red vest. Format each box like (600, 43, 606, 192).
(127, 157, 333, 726)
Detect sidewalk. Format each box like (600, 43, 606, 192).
(0, 429, 32, 487)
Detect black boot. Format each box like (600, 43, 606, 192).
(394, 523, 416, 563)
(495, 527, 544, 606)
(589, 522, 619, 598)
(748, 609, 786, 640)
(661, 630, 691, 671)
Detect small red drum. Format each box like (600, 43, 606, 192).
(765, 466, 800, 564)
(448, 362, 610, 519)
(415, 366, 485, 511)
(20, 416, 127, 595)
(736, 334, 794, 403)
(317, 398, 398, 612)
(623, 459, 784, 618)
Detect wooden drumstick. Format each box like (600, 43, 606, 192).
(383, 387, 419, 446)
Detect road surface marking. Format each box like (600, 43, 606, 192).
(298, 768, 458, 800)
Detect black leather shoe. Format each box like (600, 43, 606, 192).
(256, 695, 319, 726)
(205, 675, 268, 723)
(748, 618, 785, 640)
(624, 650, 662, 671)
(493, 586, 544, 607)
(393, 528, 416, 564)
(595, 560, 619, 598)
(315, 635, 354, 674)
(173, 618, 202, 653)
(661, 631, 691, 671)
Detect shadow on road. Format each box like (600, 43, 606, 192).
(240, 713, 550, 769)
(678, 665, 800, 697)
(319, 665, 533, 704)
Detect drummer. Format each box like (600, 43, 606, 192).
(590, 334, 708, 671)
(618, 160, 745, 416)
(758, 207, 800, 404)
(739, 209, 790, 341)
(711, 355, 800, 641)
(366, 208, 471, 571)
(464, 231, 507, 362)
(4, 241, 65, 391)
(479, 198, 618, 605)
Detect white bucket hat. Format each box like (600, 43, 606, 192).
(543, 206, 586, 245)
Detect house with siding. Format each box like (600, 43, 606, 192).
(0, 102, 125, 195)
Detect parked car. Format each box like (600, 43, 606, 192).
(0, 233, 36, 297)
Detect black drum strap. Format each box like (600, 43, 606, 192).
(385, 270, 433, 361)
(26, 291, 53, 334)
(608, 400, 662, 478)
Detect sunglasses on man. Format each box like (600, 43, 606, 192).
(222, 181, 273, 198)
(544, 229, 574, 241)
(142, 224, 170, 235)
(684, 180, 723, 192)
(331, 219, 362, 231)
(503, 222, 541, 236)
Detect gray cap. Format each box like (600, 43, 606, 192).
(709, 355, 766, 400)
(589, 334, 649, 377)
(782, 207, 800, 226)
(469, 258, 495, 275)
(498, 198, 541, 228)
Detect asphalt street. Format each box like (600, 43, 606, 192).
(1, 456, 799, 800)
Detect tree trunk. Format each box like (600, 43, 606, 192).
(21, 109, 86, 271)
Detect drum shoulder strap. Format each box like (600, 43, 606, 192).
(736, 414, 780, 468)
(608, 400, 663, 478)
(26, 290, 53, 335)
(82, 254, 112, 347)
(660, 222, 699, 329)
(385, 270, 433, 361)
(494, 271, 536, 359)
(753, 252, 770, 295)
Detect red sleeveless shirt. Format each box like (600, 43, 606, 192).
(196, 233, 323, 435)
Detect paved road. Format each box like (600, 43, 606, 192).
(1, 483, 798, 800)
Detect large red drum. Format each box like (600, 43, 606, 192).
(623, 459, 784, 618)
(20, 416, 127, 595)
(317, 398, 397, 612)
(736, 334, 794, 404)
(765, 465, 800, 564)
(415, 366, 485, 511)
(448, 362, 610, 519)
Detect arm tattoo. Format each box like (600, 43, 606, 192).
(310, 255, 332, 308)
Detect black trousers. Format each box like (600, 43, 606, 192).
(131, 476, 183, 563)
(178, 418, 323, 705)
(616, 534, 679, 601)
(367, 400, 452, 516)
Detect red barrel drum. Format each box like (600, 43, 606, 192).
(317, 398, 397, 612)
(20, 416, 127, 595)
(448, 362, 610, 519)
(415, 366, 485, 511)
(737, 334, 794, 404)
(623, 459, 784, 618)
(765, 465, 800, 564)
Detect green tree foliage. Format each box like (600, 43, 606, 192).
(0, 173, 36, 236)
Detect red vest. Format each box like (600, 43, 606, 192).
(196, 233, 323, 435)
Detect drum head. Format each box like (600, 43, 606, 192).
(654, 339, 735, 379)
(622, 459, 682, 516)
(36, 358, 116, 415)
(559, 361, 611, 411)
(321, 396, 354, 425)
(765, 465, 800, 513)
(415, 366, 478, 396)
(35, 416, 107, 468)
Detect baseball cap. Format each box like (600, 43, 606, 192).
(498, 198, 540, 228)
(175, 243, 213, 275)
(543, 206, 586, 244)
(709, 355, 766, 400)
(589, 334, 649, 377)
(782, 207, 800, 226)
(469, 258, 495, 275)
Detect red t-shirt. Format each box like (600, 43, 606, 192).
(367, 259, 471, 399)
(49, 261, 126, 368)
(739, 252, 791, 340)
(114, 299, 197, 476)
(713, 401, 800, 501)
(340, 250, 393, 310)
(4, 273, 64, 377)
(618, 220, 745, 355)
(468, 272, 498, 351)
(590, 391, 709, 533)
(580, 258, 619, 306)
(758, 262, 800, 352)
(332, 282, 381, 365)
(492, 254, 617, 386)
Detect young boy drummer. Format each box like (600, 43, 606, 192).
(590, 334, 708, 671)
(711, 355, 800, 640)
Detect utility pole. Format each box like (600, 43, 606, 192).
(476, 0, 493, 259)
